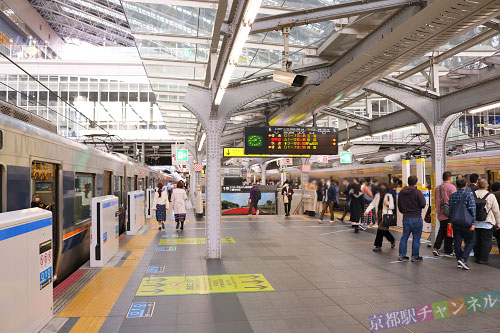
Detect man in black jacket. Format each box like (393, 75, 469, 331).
(397, 176, 426, 262)
(319, 180, 337, 223)
(339, 179, 351, 222)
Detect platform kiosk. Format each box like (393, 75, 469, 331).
(145, 188, 155, 219)
(0, 208, 53, 333)
(127, 190, 145, 235)
(91, 195, 119, 267)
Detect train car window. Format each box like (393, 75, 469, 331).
(127, 177, 133, 192)
(74, 173, 94, 224)
(138, 178, 144, 191)
(113, 175, 122, 206)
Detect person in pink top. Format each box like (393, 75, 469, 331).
(433, 172, 457, 256)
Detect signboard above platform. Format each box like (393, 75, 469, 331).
(244, 127, 338, 155)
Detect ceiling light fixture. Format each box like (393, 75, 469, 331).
(468, 101, 500, 114)
(198, 133, 206, 152)
(214, 0, 262, 106)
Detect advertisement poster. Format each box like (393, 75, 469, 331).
(35, 182, 53, 193)
(221, 186, 276, 215)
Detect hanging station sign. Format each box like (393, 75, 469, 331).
(244, 127, 338, 155)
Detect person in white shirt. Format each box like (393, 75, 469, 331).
(364, 183, 396, 252)
(152, 183, 169, 230)
(171, 181, 188, 230)
(473, 179, 500, 264)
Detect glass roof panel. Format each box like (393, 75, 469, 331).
(136, 39, 208, 62)
(262, 0, 360, 10)
(122, 2, 215, 37)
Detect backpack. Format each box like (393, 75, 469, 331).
(254, 188, 261, 201)
(450, 193, 474, 228)
(438, 186, 449, 218)
(473, 192, 490, 221)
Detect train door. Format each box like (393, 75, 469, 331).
(103, 171, 112, 195)
(488, 170, 500, 184)
(31, 161, 61, 277)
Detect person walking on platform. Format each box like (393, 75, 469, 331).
(316, 180, 324, 215)
(349, 183, 365, 233)
(433, 172, 456, 257)
(171, 181, 188, 230)
(397, 176, 426, 262)
(472, 179, 500, 264)
(449, 178, 476, 270)
(152, 183, 169, 230)
(338, 179, 352, 222)
(360, 179, 373, 228)
(364, 183, 395, 251)
(248, 182, 261, 216)
(282, 181, 294, 217)
(319, 180, 337, 223)
(491, 182, 500, 254)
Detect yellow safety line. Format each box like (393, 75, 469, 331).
(57, 216, 162, 333)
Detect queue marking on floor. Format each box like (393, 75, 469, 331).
(159, 237, 236, 245)
(136, 274, 274, 296)
(57, 216, 162, 333)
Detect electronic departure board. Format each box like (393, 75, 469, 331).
(244, 126, 338, 155)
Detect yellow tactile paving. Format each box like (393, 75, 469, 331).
(69, 316, 106, 333)
(57, 217, 159, 333)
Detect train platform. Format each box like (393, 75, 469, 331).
(41, 208, 500, 333)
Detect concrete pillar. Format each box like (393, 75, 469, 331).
(205, 120, 222, 259)
(261, 165, 266, 185)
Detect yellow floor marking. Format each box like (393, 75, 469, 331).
(136, 274, 274, 296)
(57, 217, 160, 333)
(69, 316, 106, 333)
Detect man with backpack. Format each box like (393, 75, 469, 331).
(449, 178, 476, 270)
(472, 179, 500, 264)
(433, 172, 456, 257)
(466, 173, 480, 192)
(248, 183, 261, 215)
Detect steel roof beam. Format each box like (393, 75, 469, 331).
(396, 28, 498, 80)
(132, 33, 316, 52)
(250, 0, 414, 35)
(270, 0, 500, 126)
(320, 107, 370, 126)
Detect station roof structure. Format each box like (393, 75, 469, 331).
(26, 0, 500, 149)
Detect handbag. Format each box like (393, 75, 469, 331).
(383, 212, 397, 227)
(439, 186, 450, 217)
(449, 194, 474, 228)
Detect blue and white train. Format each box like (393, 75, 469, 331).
(0, 102, 172, 284)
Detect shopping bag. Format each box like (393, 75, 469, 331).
(447, 223, 453, 238)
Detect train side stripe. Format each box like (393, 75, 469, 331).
(63, 224, 90, 240)
(0, 217, 52, 242)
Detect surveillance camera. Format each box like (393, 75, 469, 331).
(343, 141, 353, 151)
(273, 70, 308, 87)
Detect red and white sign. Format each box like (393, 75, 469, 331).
(283, 158, 292, 166)
(318, 155, 328, 163)
(194, 164, 203, 172)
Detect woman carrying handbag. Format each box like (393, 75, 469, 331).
(364, 183, 396, 251)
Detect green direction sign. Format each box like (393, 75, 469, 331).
(176, 149, 188, 161)
(340, 151, 352, 164)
